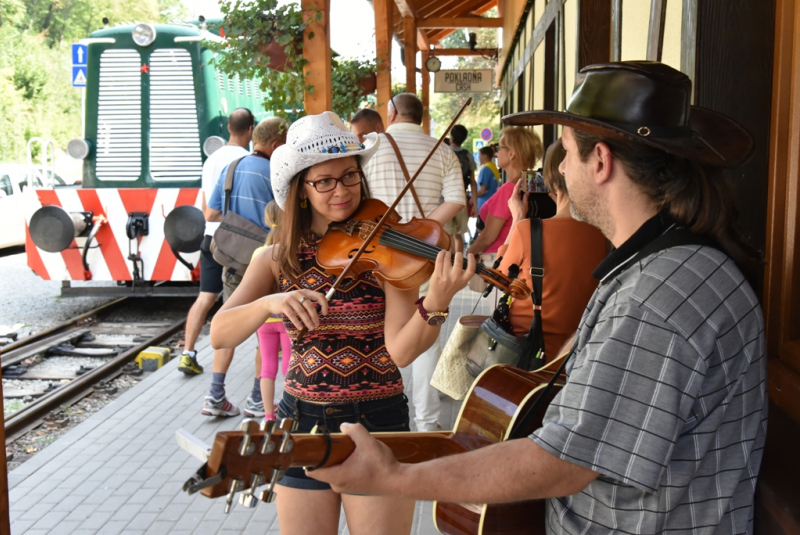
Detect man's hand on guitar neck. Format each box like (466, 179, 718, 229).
(306, 422, 402, 496)
(307, 422, 600, 503)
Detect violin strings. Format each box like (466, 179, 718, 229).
(374, 226, 493, 276)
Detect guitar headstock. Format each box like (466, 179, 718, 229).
(183, 417, 314, 511)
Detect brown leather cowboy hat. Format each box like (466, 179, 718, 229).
(503, 61, 754, 168)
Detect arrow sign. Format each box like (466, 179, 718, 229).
(72, 43, 88, 66)
(72, 66, 87, 87)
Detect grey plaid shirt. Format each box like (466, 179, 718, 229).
(532, 221, 767, 534)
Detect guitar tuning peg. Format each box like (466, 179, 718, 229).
(224, 478, 243, 514)
(260, 419, 278, 455)
(238, 473, 265, 508)
(278, 417, 294, 454)
(239, 418, 259, 457)
(259, 468, 284, 503)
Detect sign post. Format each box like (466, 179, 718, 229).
(71, 43, 88, 136)
(480, 128, 493, 142)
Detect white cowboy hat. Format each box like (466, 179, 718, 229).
(271, 111, 380, 209)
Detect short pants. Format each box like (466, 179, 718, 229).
(275, 392, 409, 490)
(199, 245, 223, 294)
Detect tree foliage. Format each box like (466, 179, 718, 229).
(0, 0, 184, 162)
(430, 16, 501, 154)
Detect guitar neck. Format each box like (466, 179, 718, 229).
(202, 430, 491, 498)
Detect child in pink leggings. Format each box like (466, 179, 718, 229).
(253, 201, 290, 421)
(256, 318, 290, 421)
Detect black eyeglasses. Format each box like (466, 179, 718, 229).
(306, 169, 364, 193)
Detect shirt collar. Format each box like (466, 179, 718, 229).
(592, 211, 677, 283)
(386, 123, 424, 133)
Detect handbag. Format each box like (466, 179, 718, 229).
(210, 156, 269, 273)
(431, 315, 488, 400)
(465, 218, 545, 376)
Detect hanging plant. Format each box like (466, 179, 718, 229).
(331, 57, 378, 120)
(205, 0, 321, 119)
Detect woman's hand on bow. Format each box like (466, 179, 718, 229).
(261, 289, 328, 331)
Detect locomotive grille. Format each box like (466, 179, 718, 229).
(96, 49, 142, 181)
(149, 49, 203, 181)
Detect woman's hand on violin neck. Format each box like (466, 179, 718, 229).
(426, 250, 476, 311)
(262, 290, 328, 332)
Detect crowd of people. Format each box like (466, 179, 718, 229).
(179, 60, 766, 535)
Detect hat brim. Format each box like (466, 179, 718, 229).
(272, 133, 380, 209)
(502, 106, 754, 168)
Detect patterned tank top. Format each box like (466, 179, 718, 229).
(280, 239, 404, 402)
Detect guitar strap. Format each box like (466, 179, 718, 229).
(508, 227, 721, 440)
(384, 133, 427, 218)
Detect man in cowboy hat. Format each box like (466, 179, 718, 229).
(309, 61, 768, 534)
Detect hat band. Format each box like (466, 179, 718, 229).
(604, 121, 693, 139)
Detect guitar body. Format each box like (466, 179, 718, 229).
(433, 363, 564, 535)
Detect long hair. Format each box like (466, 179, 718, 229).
(272, 162, 372, 280)
(263, 200, 282, 246)
(572, 129, 760, 278)
(543, 138, 567, 194)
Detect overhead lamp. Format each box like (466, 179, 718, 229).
(468, 32, 477, 52)
(425, 56, 441, 73)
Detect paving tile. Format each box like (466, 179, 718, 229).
(64, 503, 100, 522)
(190, 520, 226, 535)
(143, 520, 175, 535)
(77, 510, 114, 530)
(125, 511, 158, 530)
(51, 494, 90, 512)
(92, 495, 129, 513)
(49, 520, 91, 534)
(94, 520, 129, 535)
(9, 518, 37, 533)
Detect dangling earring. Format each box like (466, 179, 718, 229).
(300, 198, 308, 209)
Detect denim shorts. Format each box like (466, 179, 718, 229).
(275, 392, 409, 490)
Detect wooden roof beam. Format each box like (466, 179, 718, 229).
(393, 0, 415, 19)
(418, 17, 502, 28)
(429, 48, 498, 56)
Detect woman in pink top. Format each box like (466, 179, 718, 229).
(467, 126, 544, 258)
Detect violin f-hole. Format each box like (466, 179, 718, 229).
(349, 244, 375, 258)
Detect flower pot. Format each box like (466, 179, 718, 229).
(357, 73, 377, 96)
(258, 40, 300, 73)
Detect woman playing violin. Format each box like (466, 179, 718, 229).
(209, 112, 475, 535)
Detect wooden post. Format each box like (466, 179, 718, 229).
(403, 17, 417, 94)
(421, 51, 430, 135)
(302, 0, 332, 114)
(374, 0, 392, 125)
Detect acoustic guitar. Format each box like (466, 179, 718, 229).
(183, 349, 570, 534)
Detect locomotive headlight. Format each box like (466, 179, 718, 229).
(132, 23, 156, 47)
(203, 136, 226, 157)
(67, 138, 91, 160)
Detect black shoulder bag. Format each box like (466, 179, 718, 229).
(465, 218, 546, 376)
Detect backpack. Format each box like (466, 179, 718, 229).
(452, 146, 473, 190)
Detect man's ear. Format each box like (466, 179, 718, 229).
(593, 142, 614, 185)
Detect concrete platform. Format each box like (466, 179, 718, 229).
(8, 286, 496, 534)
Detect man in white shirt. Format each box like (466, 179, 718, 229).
(364, 93, 465, 431)
(177, 108, 253, 381)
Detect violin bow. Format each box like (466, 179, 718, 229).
(294, 97, 473, 342)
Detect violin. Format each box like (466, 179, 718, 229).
(316, 199, 531, 300)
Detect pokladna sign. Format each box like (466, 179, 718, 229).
(434, 69, 494, 93)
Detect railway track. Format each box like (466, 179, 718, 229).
(2, 298, 189, 444)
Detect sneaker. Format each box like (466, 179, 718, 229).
(242, 395, 265, 418)
(178, 351, 203, 376)
(201, 395, 240, 417)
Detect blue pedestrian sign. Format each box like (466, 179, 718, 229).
(72, 66, 87, 87)
(72, 43, 88, 66)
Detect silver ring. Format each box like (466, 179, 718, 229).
(299, 296, 306, 304)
